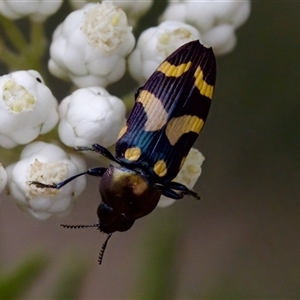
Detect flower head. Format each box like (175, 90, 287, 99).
(58, 86, 126, 148)
(128, 20, 200, 84)
(160, 0, 251, 55)
(6, 142, 86, 220)
(48, 2, 135, 88)
(0, 70, 59, 148)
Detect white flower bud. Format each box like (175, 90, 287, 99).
(70, 0, 153, 26)
(0, 0, 63, 22)
(160, 0, 251, 55)
(128, 20, 201, 84)
(158, 148, 205, 208)
(48, 2, 135, 88)
(0, 70, 59, 149)
(6, 142, 86, 220)
(0, 163, 8, 196)
(58, 86, 126, 148)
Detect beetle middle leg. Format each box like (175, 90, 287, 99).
(30, 167, 107, 189)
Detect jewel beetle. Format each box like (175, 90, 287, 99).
(32, 40, 216, 264)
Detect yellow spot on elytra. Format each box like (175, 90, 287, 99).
(165, 115, 204, 146)
(137, 90, 168, 131)
(153, 160, 167, 177)
(194, 66, 214, 99)
(117, 124, 127, 140)
(157, 61, 192, 77)
(124, 147, 141, 161)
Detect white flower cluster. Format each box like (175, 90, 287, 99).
(127, 1, 250, 82)
(6, 142, 86, 220)
(0, 2, 134, 219)
(0, 70, 58, 148)
(158, 148, 205, 208)
(0, 0, 63, 22)
(0, 1, 251, 219)
(160, 0, 251, 55)
(48, 2, 135, 88)
(0, 68, 126, 217)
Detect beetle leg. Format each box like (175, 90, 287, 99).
(157, 181, 200, 200)
(85, 167, 108, 177)
(160, 186, 184, 199)
(30, 167, 107, 189)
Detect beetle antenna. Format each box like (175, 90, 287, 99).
(60, 223, 100, 229)
(98, 233, 112, 265)
(61, 224, 112, 265)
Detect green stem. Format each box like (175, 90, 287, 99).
(30, 20, 47, 58)
(0, 40, 21, 66)
(21, 20, 46, 72)
(0, 18, 47, 73)
(0, 16, 28, 52)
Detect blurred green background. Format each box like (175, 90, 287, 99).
(1, 1, 300, 299)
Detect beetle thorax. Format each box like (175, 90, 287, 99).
(97, 165, 161, 233)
